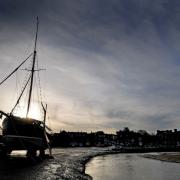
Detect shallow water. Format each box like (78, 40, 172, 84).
(86, 153, 180, 180)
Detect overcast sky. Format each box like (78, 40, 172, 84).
(0, 0, 180, 133)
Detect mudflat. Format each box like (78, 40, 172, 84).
(144, 152, 180, 163)
(0, 148, 108, 180)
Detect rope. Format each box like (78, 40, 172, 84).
(12, 65, 31, 115)
(36, 54, 43, 104)
(0, 53, 33, 86)
(11, 75, 31, 114)
(36, 54, 44, 120)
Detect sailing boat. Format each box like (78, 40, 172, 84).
(0, 17, 52, 158)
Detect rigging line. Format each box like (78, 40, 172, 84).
(11, 71, 19, 107)
(34, 59, 40, 103)
(11, 75, 31, 114)
(34, 73, 42, 119)
(0, 53, 33, 86)
(36, 54, 43, 103)
(13, 69, 30, 111)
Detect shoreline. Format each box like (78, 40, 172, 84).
(82, 150, 180, 179)
(143, 152, 180, 163)
(82, 150, 124, 179)
(80, 150, 112, 179)
(0, 148, 180, 179)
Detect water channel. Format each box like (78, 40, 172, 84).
(86, 153, 180, 180)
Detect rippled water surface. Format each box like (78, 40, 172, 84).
(86, 153, 180, 180)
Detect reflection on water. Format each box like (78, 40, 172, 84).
(86, 154, 180, 180)
(11, 150, 27, 156)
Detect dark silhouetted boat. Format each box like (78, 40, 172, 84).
(0, 17, 52, 158)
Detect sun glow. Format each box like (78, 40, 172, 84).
(14, 102, 42, 120)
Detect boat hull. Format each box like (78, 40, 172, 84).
(2, 135, 46, 151)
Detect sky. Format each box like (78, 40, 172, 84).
(0, 0, 180, 133)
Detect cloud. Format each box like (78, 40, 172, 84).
(0, 0, 180, 133)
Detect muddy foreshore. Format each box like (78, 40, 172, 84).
(143, 152, 180, 163)
(0, 147, 116, 180)
(0, 148, 180, 180)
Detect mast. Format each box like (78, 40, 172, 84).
(26, 17, 39, 118)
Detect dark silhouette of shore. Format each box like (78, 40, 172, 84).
(51, 127, 180, 150)
(0, 155, 47, 180)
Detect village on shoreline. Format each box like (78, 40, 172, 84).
(51, 127, 180, 149)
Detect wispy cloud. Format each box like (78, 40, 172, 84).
(0, 0, 180, 132)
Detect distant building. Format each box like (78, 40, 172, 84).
(156, 129, 180, 146)
(50, 128, 180, 148)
